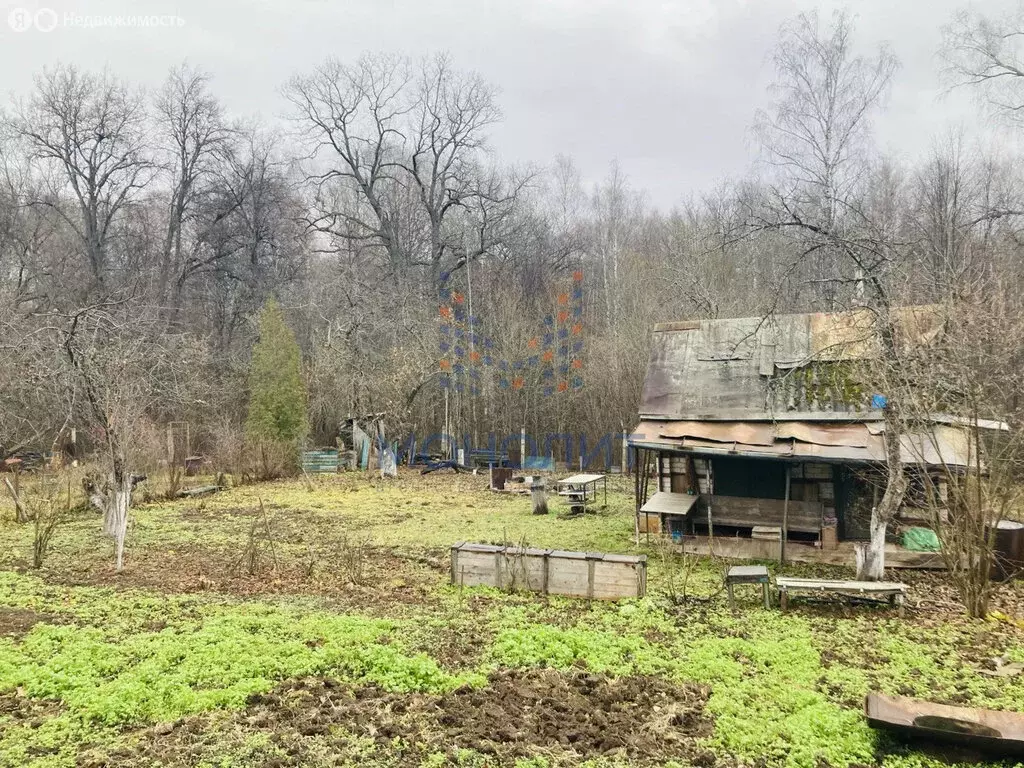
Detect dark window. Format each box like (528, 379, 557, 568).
(710, 456, 788, 499)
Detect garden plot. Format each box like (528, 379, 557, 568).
(0, 472, 1022, 768)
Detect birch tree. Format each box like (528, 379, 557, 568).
(753, 10, 904, 579)
(754, 9, 898, 310)
(945, 6, 1024, 123)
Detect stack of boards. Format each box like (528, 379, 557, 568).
(752, 525, 783, 542)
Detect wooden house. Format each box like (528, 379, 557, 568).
(629, 307, 1005, 567)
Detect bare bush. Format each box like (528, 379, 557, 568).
(251, 439, 298, 482)
(30, 493, 65, 569)
(655, 536, 705, 605)
(335, 535, 370, 585)
(207, 416, 247, 483)
(234, 499, 278, 577)
(887, 295, 1024, 616)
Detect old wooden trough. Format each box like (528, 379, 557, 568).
(450, 542, 647, 599)
(866, 692, 1024, 757)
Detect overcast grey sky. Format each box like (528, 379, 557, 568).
(0, 0, 1016, 209)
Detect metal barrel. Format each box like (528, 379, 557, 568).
(991, 520, 1024, 581)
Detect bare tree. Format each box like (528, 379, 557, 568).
(286, 52, 512, 285)
(9, 66, 153, 292)
(754, 9, 898, 310)
(910, 132, 979, 295)
(185, 130, 308, 350)
(57, 300, 193, 570)
(402, 53, 503, 282)
(0, 138, 64, 309)
(284, 53, 411, 269)
(906, 132, 1024, 298)
(154, 63, 231, 308)
(0, 303, 76, 464)
(752, 11, 907, 579)
(591, 162, 644, 330)
(945, 6, 1024, 122)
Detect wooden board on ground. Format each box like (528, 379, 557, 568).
(865, 692, 1024, 757)
(179, 485, 223, 498)
(450, 542, 646, 599)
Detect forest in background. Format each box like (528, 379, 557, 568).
(3, 7, 1024, 473)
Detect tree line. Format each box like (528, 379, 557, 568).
(2, 6, 1024, 475)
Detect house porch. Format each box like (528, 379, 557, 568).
(676, 535, 945, 569)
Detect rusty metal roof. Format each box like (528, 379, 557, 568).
(630, 419, 982, 469)
(641, 307, 941, 421)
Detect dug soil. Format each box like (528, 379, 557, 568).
(0, 607, 49, 638)
(118, 669, 716, 766)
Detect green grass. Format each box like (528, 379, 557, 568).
(0, 573, 478, 766)
(0, 472, 1022, 767)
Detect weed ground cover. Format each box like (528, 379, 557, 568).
(0, 471, 1022, 767)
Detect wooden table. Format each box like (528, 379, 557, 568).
(775, 577, 907, 616)
(726, 565, 770, 609)
(555, 473, 607, 513)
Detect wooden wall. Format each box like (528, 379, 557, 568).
(706, 495, 823, 533)
(450, 542, 647, 599)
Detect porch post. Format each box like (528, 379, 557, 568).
(621, 429, 628, 476)
(706, 458, 714, 550)
(633, 446, 641, 545)
(780, 464, 792, 564)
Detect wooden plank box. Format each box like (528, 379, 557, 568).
(450, 542, 647, 599)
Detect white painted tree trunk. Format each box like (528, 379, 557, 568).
(855, 512, 888, 581)
(89, 471, 134, 571)
(855, 392, 908, 581)
(856, 423, 907, 580)
(108, 476, 131, 571)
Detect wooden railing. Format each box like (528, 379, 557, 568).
(703, 494, 823, 533)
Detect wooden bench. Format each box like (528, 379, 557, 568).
(776, 577, 907, 616)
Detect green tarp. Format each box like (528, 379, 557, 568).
(902, 526, 941, 552)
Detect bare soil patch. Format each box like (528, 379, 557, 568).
(36, 541, 446, 609)
(422, 669, 713, 761)
(0, 607, 49, 638)
(120, 669, 715, 767)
